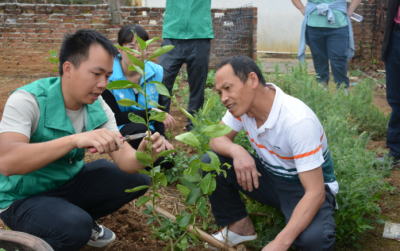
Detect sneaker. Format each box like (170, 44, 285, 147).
(87, 221, 116, 248)
(376, 154, 400, 168)
(205, 227, 257, 249)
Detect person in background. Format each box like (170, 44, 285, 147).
(101, 24, 176, 169)
(293, 0, 361, 92)
(0, 29, 167, 250)
(377, 0, 400, 166)
(158, 0, 213, 131)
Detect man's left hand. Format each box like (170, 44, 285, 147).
(262, 239, 290, 251)
(347, 8, 354, 17)
(138, 132, 166, 159)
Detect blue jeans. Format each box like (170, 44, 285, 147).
(202, 152, 336, 251)
(306, 25, 349, 88)
(0, 159, 150, 251)
(385, 28, 400, 157)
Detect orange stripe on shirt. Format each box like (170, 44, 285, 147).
(293, 145, 322, 159)
(236, 117, 242, 122)
(251, 139, 295, 160)
(320, 129, 324, 141)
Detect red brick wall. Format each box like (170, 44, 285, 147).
(0, 3, 257, 76)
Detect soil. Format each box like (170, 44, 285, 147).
(0, 74, 399, 250)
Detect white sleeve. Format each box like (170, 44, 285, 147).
(0, 90, 39, 139)
(221, 111, 243, 133)
(98, 96, 119, 132)
(288, 118, 325, 173)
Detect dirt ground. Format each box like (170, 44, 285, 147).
(0, 75, 399, 250)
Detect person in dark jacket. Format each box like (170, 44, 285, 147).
(378, 0, 400, 166)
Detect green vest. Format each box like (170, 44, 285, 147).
(0, 77, 108, 209)
(162, 0, 214, 39)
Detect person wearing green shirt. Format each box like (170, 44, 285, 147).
(0, 29, 167, 251)
(158, 0, 214, 131)
(293, 0, 361, 91)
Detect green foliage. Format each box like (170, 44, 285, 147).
(45, 49, 59, 72)
(349, 70, 362, 77)
(206, 70, 215, 88)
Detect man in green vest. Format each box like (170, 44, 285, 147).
(158, 0, 214, 131)
(0, 29, 166, 251)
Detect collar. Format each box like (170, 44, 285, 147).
(109, 55, 156, 86)
(258, 83, 283, 131)
(44, 77, 76, 133)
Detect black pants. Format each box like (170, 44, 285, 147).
(0, 159, 150, 251)
(158, 38, 211, 130)
(202, 152, 336, 251)
(120, 122, 174, 169)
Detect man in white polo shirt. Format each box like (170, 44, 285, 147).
(203, 55, 337, 250)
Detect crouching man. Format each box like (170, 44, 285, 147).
(203, 55, 338, 250)
(0, 29, 167, 251)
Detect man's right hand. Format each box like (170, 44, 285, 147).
(74, 128, 124, 154)
(231, 145, 261, 192)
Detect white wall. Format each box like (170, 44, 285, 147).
(145, 0, 309, 53)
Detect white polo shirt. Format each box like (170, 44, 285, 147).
(222, 83, 338, 195)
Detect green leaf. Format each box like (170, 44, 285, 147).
(128, 113, 146, 125)
(115, 45, 141, 56)
(177, 184, 190, 197)
(183, 174, 201, 182)
(181, 235, 188, 250)
(149, 111, 167, 122)
(203, 95, 218, 116)
(183, 159, 201, 176)
(175, 132, 200, 148)
(208, 151, 221, 172)
(187, 232, 200, 243)
(201, 173, 212, 194)
(147, 217, 154, 224)
(145, 36, 161, 47)
(107, 80, 142, 90)
(203, 219, 207, 231)
(126, 52, 145, 70)
(155, 172, 168, 187)
(200, 162, 212, 172)
(178, 107, 199, 125)
(137, 196, 151, 207)
(176, 214, 191, 228)
(49, 49, 57, 58)
(203, 124, 232, 138)
(148, 99, 165, 109)
(117, 98, 144, 108)
(186, 187, 200, 205)
(138, 169, 150, 175)
(136, 151, 153, 166)
(148, 80, 172, 98)
(209, 178, 217, 195)
(156, 149, 177, 159)
(125, 185, 149, 193)
(134, 34, 147, 51)
(181, 178, 197, 190)
(196, 196, 207, 217)
(147, 45, 175, 61)
(128, 64, 144, 75)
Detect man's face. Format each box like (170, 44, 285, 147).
(215, 64, 254, 118)
(68, 43, 114, 106)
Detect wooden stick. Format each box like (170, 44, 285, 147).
(146, 202, 236, 251)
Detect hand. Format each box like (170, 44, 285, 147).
(262, 239, 290, 251)
(137, 132, 166, 159)
(347, 8, 354, 17)
(75, 128, 124, 154)
(153, 108, 176, 130)
(165, 140, 174, 150)
(232, 146, 261, 192)
(300, 7, 305, 15)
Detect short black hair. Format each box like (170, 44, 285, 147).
(118, 24, 149, 46)
(215, 55, 266, 86)
(59, 29, 118, 75)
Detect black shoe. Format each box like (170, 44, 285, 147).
(376, 153, 400, 168)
